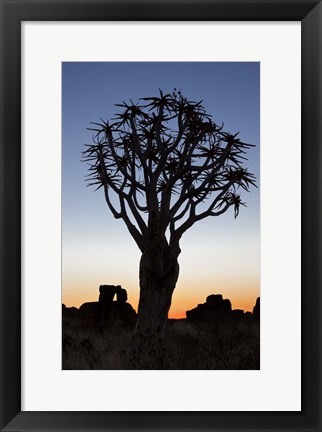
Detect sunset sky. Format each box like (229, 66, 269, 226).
(62, 62, 260, 318)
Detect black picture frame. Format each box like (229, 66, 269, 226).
(0, 0, 321, 431)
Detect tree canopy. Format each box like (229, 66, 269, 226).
(82, 89, 256, 252)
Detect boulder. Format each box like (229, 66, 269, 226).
(79, 300, 137, 327)
(222, 299, 232, 311)
(76, 285, 136, 327)
(79, 302, 102, 323)
(99, 284, 129, 304)
(206, 294, 223, 308)
(186, 294, 232, 322)
(116, 286, 128, 303)
(253, 297, 260, 321)
(62, 305, 79, 322)
(231, 309, 244, 319)
(103, 302, 137, 326)
(99, 285, 117, 303)
(186, 294, 250, 323)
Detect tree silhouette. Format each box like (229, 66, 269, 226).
(82, 89, 256, 369)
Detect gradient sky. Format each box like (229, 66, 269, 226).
(62, 62, 260, 318)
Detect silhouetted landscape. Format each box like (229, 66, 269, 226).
(62, 285, 260, 370)
(62, 75, 260, 371)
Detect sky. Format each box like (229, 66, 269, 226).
(62, 62, 260, 318)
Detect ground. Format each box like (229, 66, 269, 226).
(62, 311, 260, 370)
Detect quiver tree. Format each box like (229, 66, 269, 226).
(82, 89, 256, 369)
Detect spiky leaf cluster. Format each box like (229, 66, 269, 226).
(82, 90, 256, 251)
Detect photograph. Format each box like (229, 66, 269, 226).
(62, 61, 260, 370)
(1, 0, 321, 429)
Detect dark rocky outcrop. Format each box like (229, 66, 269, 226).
(253, 297, 260, 321)
(186, 294, 260, 323)
(62, 284, 136, 328)
(62, 304, 78, 314)
(186, 293, 232, 322)
(79, 301, 136, 327)
(99, 285, 117, 303)
(99, 284, 129, 304)
(104, 302, 136, 326)
(116, 286, 128, 303)
(206, 294, 232, 311)
(62, 304, 80, 322)
(231, 309, 244, 319)
(79, 301, 101, 322)
(77, 284, 136, 327)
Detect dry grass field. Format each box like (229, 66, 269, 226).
(62, 310, 259, 370)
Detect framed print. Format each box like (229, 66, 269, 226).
(61, 60, 261, 373)
(0, 0, 321, 431)
(23, 23, 298, 411)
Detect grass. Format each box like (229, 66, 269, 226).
(62, 313, 259, 370)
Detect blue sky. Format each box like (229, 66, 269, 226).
(62, 62, 260, 317)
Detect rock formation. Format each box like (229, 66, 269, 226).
(253, 297, 260, 321)
(116, 285, 128, 303)
(186, 294, 260, 323)
(62, 304, 79, 322)
(99, 285, 117, 303)
(79, 284, 136, 327)
(186, 293, 232, 322)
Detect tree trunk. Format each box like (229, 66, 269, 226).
(130, 244, 179, 369)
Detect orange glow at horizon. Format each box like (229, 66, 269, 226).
(61, 61, 261, 322)
(62, 214, 260, 319)
(62, 279, 259, 319)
